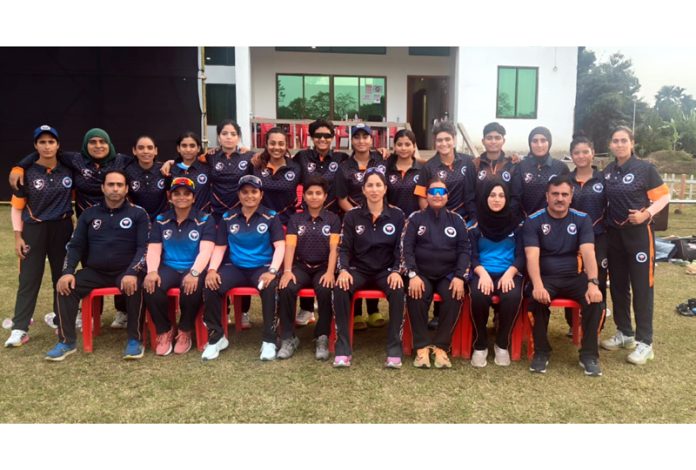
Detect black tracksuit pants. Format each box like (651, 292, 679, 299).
(469, 273, 524, 350)
(278, 264, 333, 340)
(406, 276, 462, 350)
(144, 264, 205, 334)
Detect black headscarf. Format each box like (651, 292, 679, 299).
(527, 126, 552, 158)
(476, 178, 519, 241)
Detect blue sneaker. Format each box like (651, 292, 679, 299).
(45, 342, 77, 361)
(123, 338, 144, 360)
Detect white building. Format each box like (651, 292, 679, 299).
(204, 46, 578, 155)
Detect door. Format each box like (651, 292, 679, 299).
(407, 76, 450, 150)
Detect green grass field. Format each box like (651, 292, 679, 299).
(1, 206, 695, 424)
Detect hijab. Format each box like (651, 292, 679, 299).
(81, 128, 116, 164)
(476, 177, 519, 242)
(527, 126, 552, 159)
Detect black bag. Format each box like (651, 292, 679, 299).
(673, 236, 696, 261)
(652, 203, 669, 232)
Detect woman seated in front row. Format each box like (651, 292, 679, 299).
(333, 168, 406, 368)
(201, 174, 285, 361)
(402, 178, 470, 369)
(468, 178, 525, 368)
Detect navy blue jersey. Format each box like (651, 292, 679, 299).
(334, 151, 387, 208)
(63, 200, 150, 276)
(292, 148, 348, 213)
(386, 158, 422, 217)
(523, 208, 594, 277)
(215, 205, 284, 269)
(474, 152, 518, 210)
(252, 157, 303, 226)
(168, 158, 212, 214)
(469, 225, 525, 276)
(124, 160, 168, 220)
(286, 209, 341, 267)
(603, 155, 669, 229)
(570, 169, 607, 235)
(401, 207, 470, 280)
(150, 208, 216, 272)
(206, 149, 254, 217)
(414, 152, 477, 223)
(511, 154, 569, 216)
(338, 204, 404, 275)
(12, 161, 73, 224)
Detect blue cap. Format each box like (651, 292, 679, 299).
(238, 174, 263, 189)
(33, 124, 59, 141)
(351, 123, 372, 136)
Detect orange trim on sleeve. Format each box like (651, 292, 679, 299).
(11, 166, 24, 176)
(11, 195, 26, 210)
(647, 183, 669, 201)
(329, 234, 340, 246)
(414, 185, 426, 198)
(197, 154, 208, 164)
(285, 234, 298, 247)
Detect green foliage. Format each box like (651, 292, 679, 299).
(646, 150, 696, 174)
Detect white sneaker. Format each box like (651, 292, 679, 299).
(44, 312, 58, 329)
(600, 330, 636, 351)
(494, 345, 511, 366)
(605, 308, 612, 318)
(4, 329, 29, 347)
(295, 309, 316, 326)
(201, 336, 229, 361)
(260, 341, 277, 361)
(241, 311, 252, 329)
(471, 349, 488, 368)
(627, 341, 654, 365)
(110, 311, 128, 329)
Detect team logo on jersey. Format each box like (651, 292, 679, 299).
(355, 225, 365, 235)
(82, 168, 93, 179)
(197, 174, 208, 185)
(297, 225, 306, 236)
(547, 173, 558, 181)
(460, 166, 467, 176)
(215, 162, 224, 171)
(329, 162, 339, 172)
(157, 179, 165, 190)
(91, 219, 102, 231)
(131, 181, 141, 192)
(62, 176, 73, 188)
(438, 170, 448, 180)
(230, 224, 240, 234)
(188, 230, 200, 241)
(376, 165, 386, 174)
(636, 251, 648, 263)
(32, 179, 45, 190)
(389, 174, 399, 184)
(261, 168, 271, 177)
(322, 225, 331, 236)
(120, 217, 133, 229)
(541, 223, 551, 235)
(524, 172, 533, 184)
(417, 225, 427, 236)
(238, 160, 249, 171)
(383, 223, 396, 235)
(413, 174, 419, 184)
(567, 223, 577, 235)
(593, 183, 604, 193)
(444, 226, 457, 238)
(502, 171, 511, 182)
(163, 229, 173, 240)
(307, 162, 316, 173)
(605, 173, 611, 180)
(622, 173, 635, 184)
(601, 258, 608, 269)
(285, 171, 296, 181)
(257, 223, 268, 234)
(355, 172, 365, 183)
(478, 170, 487, 180)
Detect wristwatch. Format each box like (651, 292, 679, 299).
(408, 270, 418, 279)
(268, 267, 279, 276)
(588, 277, 599, 286)
(190, 269, 200, 277)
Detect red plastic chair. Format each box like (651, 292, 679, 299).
(194, 286, 255, 349)
(257, 123, 274, 148)
(329, 290, 387, 353)
(402, 293, 470, 358)
(144, 288, 205, 351)
(81, 287, 122, 353)
(334, 126, 349, 149)
(514, 298, 582, 360)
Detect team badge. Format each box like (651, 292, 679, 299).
(215, 162, 224, 171)
(322, 225, 331, 236)
(298, 225, 306, 236)
(120, 217, 133, 229)
(389, 175, 398, 184)
(261, 168, 270, 177)
(91, 219, 102, 230)
(593, 183, 604, 193)
(413, 175, 419, 184)
(307, 162, 316, 173)
(622, 173, 635, 184)
(230, 224, 240, 234)
(131, 181, 141, 192)
(460, 166, 467, 175)
(376, 165, 386, 174)
(238, 160, 249, 170)
(524, 173, 533, 184)
(285, 171, 296, 181)
(636, 252, 648, 263)
(417, 225, 427, 236)
(82, 168, 93, 179)
(605, 173, 611, 180)
(547, 173, 558, 181)
(355, 172, 365, 183)
(355, 225, 365, 235)
(478, 170, 487, 180)
(163, 229, 173, 240)
(541, 223, 551, 235)
(444, 226, 457, 238)
(567, 223, 577, 235)
(32, 179, 45, 190)
(188, 230, 200, 241)
(329, 162, 339, 172)
(438, 170, 448, 180)
(502, 171, 511, 182)
(157, 179, 165, 190)
(601, 258, 608, 269)
(257, 223, 268, 234)
(383, 223, 396, 235)
(62, 176, 73, 188)
(197, 174, 208, 185)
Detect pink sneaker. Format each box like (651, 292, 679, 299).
(155, 328, 174, 356)
(332, 355, 352, 368)
(384, 356, 402, 369)
(174, 330, 192, 355)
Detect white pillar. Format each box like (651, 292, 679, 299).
(235, 46, 253, 148)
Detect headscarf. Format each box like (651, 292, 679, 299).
(476, 177, 519, 242)
(527, 126, 552, 158)
(81, 128, 116, 164)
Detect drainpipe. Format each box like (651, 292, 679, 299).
(198, 47, 209, 150)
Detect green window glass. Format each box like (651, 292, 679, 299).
(496, 67, 538, 119)
(304, 76, 330, 119)
(334, 76, 359, 119)
(277, 75, 303, 119)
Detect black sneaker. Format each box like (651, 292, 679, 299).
(529, 354, 549, 374)
(579, 357, 603, 377)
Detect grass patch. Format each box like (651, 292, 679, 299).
(0, 206, 695, 424)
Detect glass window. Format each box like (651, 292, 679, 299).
(204, 47, 235, 66)
(496, 67, 538, 119)
(359, 77, 386, 121)
(334, 76, 359, 119)
(408, 47, 451, 57)
(276, 47, 386, 55)
(206, 84, 236, 124)
(304, 76, 330, 119)
(277, 75, 304, 119)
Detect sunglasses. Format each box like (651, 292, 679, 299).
(171, 177, 195, 188)
(313, 132, 334, 140)
(426, 187, 448, 196)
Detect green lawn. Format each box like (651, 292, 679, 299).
(1, 206, 695, 424)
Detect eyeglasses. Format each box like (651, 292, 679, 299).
(426, 187, 448, 196)
(313, 133, 333, 140)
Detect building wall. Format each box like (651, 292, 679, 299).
(454, 47, 578, 155)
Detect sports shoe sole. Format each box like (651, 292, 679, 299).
(5, 336, 29, 348)
(578, 361, 603, 377)
(202, 338, 229, 361)
(627, 350, 655, 365)
(600, 337, 636, 351)
(45, 348, 77, 362)
(434, 361, 452, 369)
(156, 344, 173, 357)
(124, 349, 145, 360)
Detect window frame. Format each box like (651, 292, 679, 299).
(495, 66, 539, 119)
